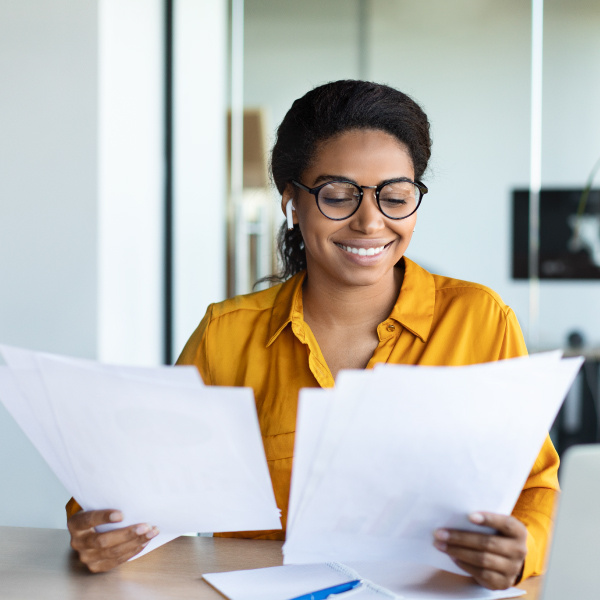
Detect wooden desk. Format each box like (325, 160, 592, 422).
(0, 527, 542, 599)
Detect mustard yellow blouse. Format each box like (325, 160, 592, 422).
(176, 257, 559, 581)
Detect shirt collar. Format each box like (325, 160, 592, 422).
(389, 257, 435, 343)
(266, 257, 435, 347)
(267, 271, 306, 347)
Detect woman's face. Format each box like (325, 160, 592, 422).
(287, 128, 417, 290)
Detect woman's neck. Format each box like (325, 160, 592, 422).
(302, 262, 405, 332)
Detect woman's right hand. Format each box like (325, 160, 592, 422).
(67, 509, 159, 573)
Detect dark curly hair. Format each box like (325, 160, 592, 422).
(266, 79, 432, 283)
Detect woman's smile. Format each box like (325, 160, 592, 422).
(334, 240, 393, 259)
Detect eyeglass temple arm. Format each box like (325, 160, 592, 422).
(291, 180, 310, 193)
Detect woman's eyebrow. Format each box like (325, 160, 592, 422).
(312, 174, 413, 186)
(312, 174, 357, 186)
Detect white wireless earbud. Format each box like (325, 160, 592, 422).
(286, 199, 295, 230)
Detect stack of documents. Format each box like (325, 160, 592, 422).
(284, 352, 582, 575)
(205, 352, 582, 600)
(204, 561, 527, 600)
(0, 345, 281, 554)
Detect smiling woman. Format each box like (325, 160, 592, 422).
(66, 80, 559, 591)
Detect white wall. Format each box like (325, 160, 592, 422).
(0, 0, 99, 358)
(243, 0, 600, 350)
(0, 0, 98, 527)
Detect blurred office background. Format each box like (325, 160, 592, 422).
(0, 0, 599, 528)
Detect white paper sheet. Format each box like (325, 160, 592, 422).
(287, 388, 333, 532)
(203, 562, 525, 600)
(284, 353, 582, 576)
(0, 343, 204, 386)
(36, 353, 281, 533)
(205, 563, 366, 600)
(0, 345, 281, 556)
(0, 366, 79, 497)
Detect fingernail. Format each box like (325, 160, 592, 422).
(470, 512, 485, 524)
(146, 527, 160, 540)
(135, 524, 150, 535)
(434, 529, 449, 541)
(109, 511, 123, 522)
(434, 540, 447, 552)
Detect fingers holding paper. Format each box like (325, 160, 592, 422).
(433, 512, 527, 590)
(68, 509, 159, 573)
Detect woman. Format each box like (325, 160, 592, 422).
(67, 80, 559, 590)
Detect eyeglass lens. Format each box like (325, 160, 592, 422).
(317, 181, 420, 220)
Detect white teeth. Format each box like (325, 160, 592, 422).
(338, 244, 385, 256)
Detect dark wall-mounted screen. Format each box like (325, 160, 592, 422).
(512, 188, 600, 279)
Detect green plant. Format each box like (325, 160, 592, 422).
(571, 155, 600, 244)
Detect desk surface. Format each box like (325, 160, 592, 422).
(0, 527, 542, 600)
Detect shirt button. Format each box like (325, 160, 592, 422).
(386, 324, 395, 332)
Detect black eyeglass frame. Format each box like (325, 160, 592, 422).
(291, 178, 428, 221)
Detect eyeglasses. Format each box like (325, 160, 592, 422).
(291, 178, 428, 221)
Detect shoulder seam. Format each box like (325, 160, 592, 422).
(434, 284, 510, 316)
(208, 302, 276, 321)
(208, 285, 283, 320)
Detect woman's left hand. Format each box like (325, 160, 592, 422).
(433, 512, 528, 590)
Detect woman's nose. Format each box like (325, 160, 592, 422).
(349, 190, 385, 234)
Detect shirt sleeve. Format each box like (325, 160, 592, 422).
(501, 308, 560, 580)
(175, 304, 214, 384)
(512, 435, 560, 580)
(65, 496, 82, 519)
